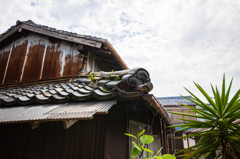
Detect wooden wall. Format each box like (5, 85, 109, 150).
(0, 115, 106, 159)
(0, 106, 129, 159)
(167, 107, 197, 123)
(0, 101, 171, 159)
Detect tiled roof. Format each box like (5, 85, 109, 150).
(0, 20, 106, 43)
(156, 96, 195, 106)
(0, 68, 153, 107)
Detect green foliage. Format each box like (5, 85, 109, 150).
(105, 75, 110, 80)
(140, 135, 154, 144)
(111, 69, 114, 76)
(88, 72, 95, 82)
(115, 75, 121, 80)
(169, 75, 240, 159)
(124, 129, 176, 159)
(104, 69, 121, 80)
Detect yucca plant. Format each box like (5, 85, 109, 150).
(170, 75, 240, 159)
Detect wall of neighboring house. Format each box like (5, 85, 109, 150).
(167, 106, 196, 123)
(0, 32, 103, 86)
(165, 106, 197, 157)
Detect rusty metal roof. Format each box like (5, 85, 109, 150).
(0, 100, 116, 123)
(0, 68, 153, 106)
(0, 20, 128, 73)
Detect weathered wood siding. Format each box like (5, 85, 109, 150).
(0, 107, 129, 159)
(0, 49, 10, 84)
(0, 34, 87, 86)
(0, 115, 106, 159)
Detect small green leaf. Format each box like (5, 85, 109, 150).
(124, 133, 137, 140)
(161, 154, 176, 159)
(140, 146, 153, 153)
(132, 142, 141, 151)
(131, 147, 141, 155)
(154, 156, 162, 159)
(138, 129, 145, 137)
(140, 135, 154, 144)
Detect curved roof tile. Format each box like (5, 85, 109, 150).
(0, 68, 152, 107)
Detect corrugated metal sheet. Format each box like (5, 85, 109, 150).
(0, 100, 116, 123)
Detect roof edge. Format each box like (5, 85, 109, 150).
(104, 40, 128, 69)
(142, 94, 173, 126)
(0, 20, 104, 48)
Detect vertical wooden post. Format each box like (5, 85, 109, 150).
(87, 51, 95, 72)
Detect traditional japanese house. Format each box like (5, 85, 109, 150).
(0, 20, 173, 159)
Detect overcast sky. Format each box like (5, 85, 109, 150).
(1, 0, 240, 99)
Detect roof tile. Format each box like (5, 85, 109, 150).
(0, 68, 152, 107)
(157, 96, 195, 106)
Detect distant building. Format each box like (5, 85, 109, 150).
(157, 96, 197, 156)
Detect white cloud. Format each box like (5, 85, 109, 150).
(1, 0, 240, 99)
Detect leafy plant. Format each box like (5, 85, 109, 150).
(115, 75, 121, 80)
(111, 69, 114, 76)
(104, 69, 121, 80)
(169, 75, 240, 159)
(125, 129, 176, 159)
(105, 75, 110, 80)
(88, 72, 95, 82)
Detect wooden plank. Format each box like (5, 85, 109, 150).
(87, 51, 95, 72)
(21, 24, 103, 48)
(41, 43, 62, 80)
(21, 43, 45, 82)
(0, 50, 10, 85)
(4, 41, 28, 85)
(63, 119, 78, 129)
